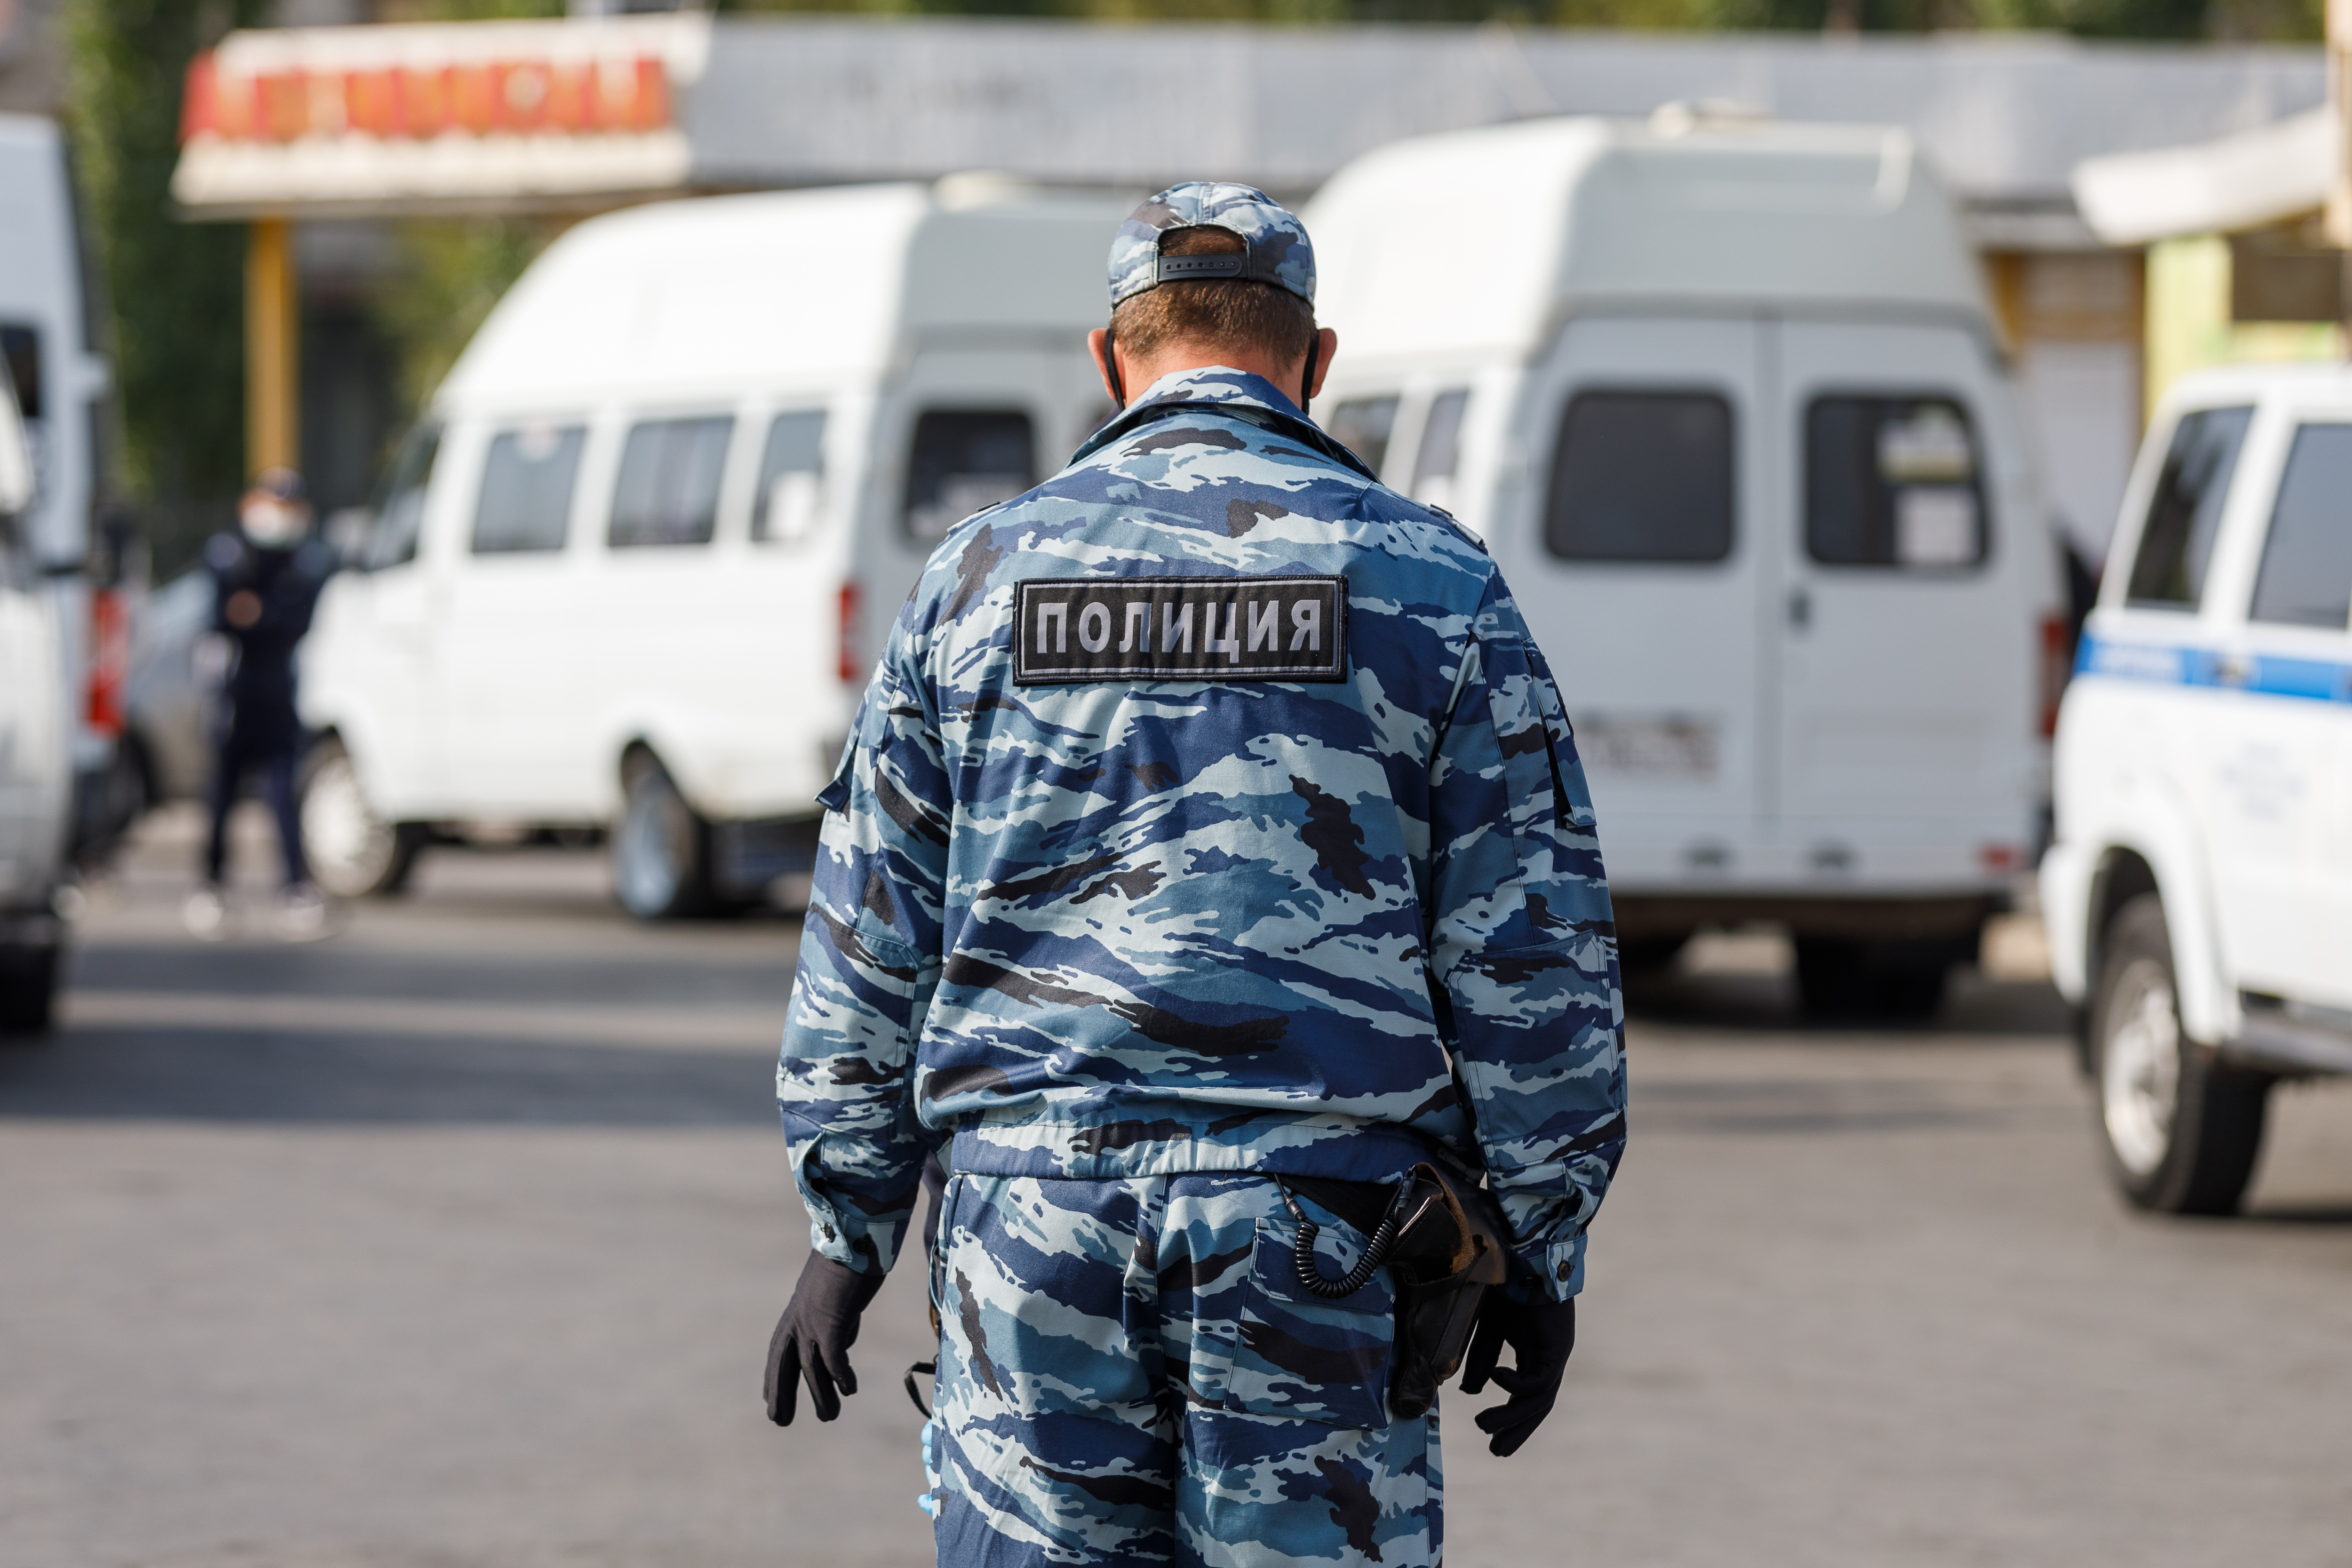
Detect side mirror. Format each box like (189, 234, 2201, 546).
(0, 372, 32, 518)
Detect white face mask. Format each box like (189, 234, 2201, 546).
(242, 498, 307, 547)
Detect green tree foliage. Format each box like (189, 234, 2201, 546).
(60, 0, 563, 568)
(363, 0, 563, 420)
(371, 216, 550, 418)
(62, 0, 268, 566)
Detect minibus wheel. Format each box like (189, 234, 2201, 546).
(1617, 936, 1688, 976)
(299, 738, 423, 899)
(614, 752, 717, 920)
(2090, 894, 2269, 1215)
(0, 938, 58, 1036)
(1794, 937, 1951, 1021)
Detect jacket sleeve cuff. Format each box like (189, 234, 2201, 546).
(797, 1189, 904, 1276)
(1516, 1231, 1586, 1302)
(804, 1210, 882, 1274)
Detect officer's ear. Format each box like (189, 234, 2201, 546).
(1307, 327, 1338, 401)
(1088, 328, 1125, 408)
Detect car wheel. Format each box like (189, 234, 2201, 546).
(2091, 893, 2269, 1215)
(614, 755, 715, 920)
(0, 939, 59, 1036)
(300, 739, 423, 899)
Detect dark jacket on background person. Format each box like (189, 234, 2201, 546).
(205, 531, 332, 757)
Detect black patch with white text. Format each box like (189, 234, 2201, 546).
(1013, 575, 1348, 685)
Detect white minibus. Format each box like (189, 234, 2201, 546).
(0, 114, 119, 862)
(300, 179, 1127, 915)
(0, 352, 68, 1030)
(1307, 116, 2064, 1016)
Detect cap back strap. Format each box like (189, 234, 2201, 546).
(1156, 252, 1249, 284)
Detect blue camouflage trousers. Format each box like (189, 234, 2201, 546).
(930, 1170, 1441, 1567)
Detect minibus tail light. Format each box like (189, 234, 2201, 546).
(87, 586, 128, 739)
(2038, 614, 2070, 739)
(837, 581, 863, 685)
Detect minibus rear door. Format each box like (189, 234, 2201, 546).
(1772, 318, 2033, 870)
(1511, 313, 1773, 886)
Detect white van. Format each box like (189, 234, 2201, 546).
(0, 114, 119, 858)
(301, 179, 1128, 915)
(2043, 363, 2352, 1214)
(0, 355, 68, 1031)
(1306, 115, 2063, 1016)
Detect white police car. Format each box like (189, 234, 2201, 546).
(2044, 363, 2352, 1215)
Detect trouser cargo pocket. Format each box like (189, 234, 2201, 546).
(1222, 1202, 1395, 1429)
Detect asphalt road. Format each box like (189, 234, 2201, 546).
(7, 807, 2352, 1567)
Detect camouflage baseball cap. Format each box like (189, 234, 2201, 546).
(1107, 183, 1316, 310)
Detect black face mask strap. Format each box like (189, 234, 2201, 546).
(1099, 323, 1126, 409)
(1300, 331, 1319, 416)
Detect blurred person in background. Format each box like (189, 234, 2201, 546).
(765, 185, 1627, 1567)
(184, 468, 334, 942)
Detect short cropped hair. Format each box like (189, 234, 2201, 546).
(1110, 226, 1317, 365)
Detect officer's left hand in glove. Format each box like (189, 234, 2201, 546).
(1460, 1290, 1576, 1457)
(764, 1254, 886, 1425)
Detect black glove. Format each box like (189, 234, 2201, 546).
(1459, 1291, 1576, 1457)
(764, 1254, 887, 1426)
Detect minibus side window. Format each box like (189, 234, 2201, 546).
(905, 410, 1033, 544)
(2124, 405, 2253, 611)
(1544, 390, 1733, 563)
(1411, 389, 1470, 509)
(0, 324, 40, 420)
(1328, 396, 1398, 478)
(471, 423, 584, 556)
(752, 411, 826, 545)
(2249, 423, 2352, 630)
(611, 415, 733, 549)
(1805, 395, 1986, 569)
(364, 422, 440, 570)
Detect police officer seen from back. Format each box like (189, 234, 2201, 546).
(767, 185, 1627, 1565)
(185, 467, 335, 943)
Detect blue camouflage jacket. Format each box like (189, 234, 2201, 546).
(777, 368, 1626, 1302)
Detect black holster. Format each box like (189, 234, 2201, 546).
(1283, 1161, 1511, 1421)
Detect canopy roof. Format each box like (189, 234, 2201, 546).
(2071, 107, 2334, 244)
(174, 15, 2323, 243)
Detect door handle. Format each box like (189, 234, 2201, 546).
(2215, 652, 2254, 687)
(1787, 586, 1811, 631)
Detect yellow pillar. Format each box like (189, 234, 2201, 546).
(245, 217, 298, 480)
(2327, 0, 2352, 249)
(2142, 236, 2232, 423)
(1981, 251, 2026, 360)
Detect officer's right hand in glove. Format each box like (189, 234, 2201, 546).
(764, 1254, 886, 1426)
(1460, 1290, 1576, 1457)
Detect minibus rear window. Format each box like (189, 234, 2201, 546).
(1545, 390, 1733, 563)
(2249, 423, 2352, 630)
(472, 423, 584, 555)
(2125, 405, 2253, 611)
(752, 411, 826, 545)
(906, 410, 1034, 544)
(1328, 397, 1398, 479)
(611, 415, 733, 549)
(1411, 389, 1470, 509)
(1805, 396, 1986, 569)
(364, 422, 439, 570)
